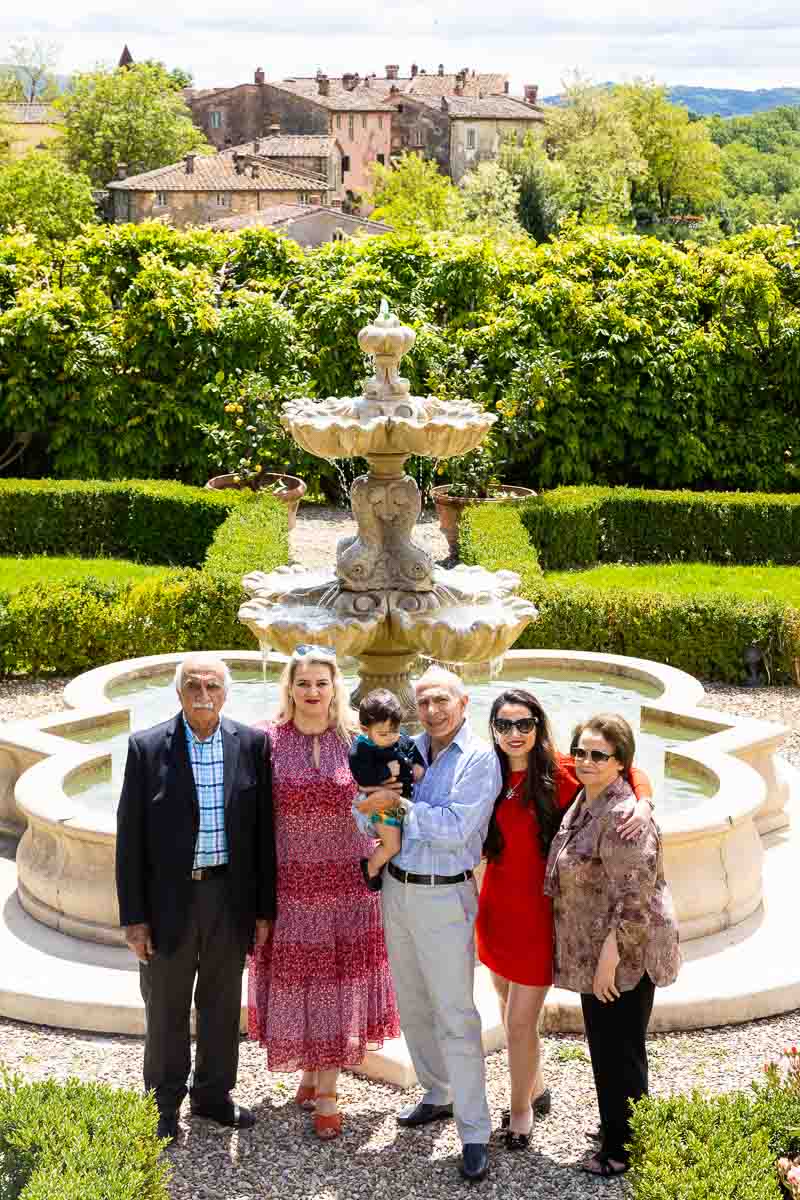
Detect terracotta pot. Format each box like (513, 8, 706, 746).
(431, 483, 536, 558)
(205, 471, 306, 531)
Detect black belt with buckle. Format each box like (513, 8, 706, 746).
(387, 863, 473, 886)
(191, 864, 229, 881)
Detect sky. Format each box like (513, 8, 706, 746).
(2, 0, 800, 94)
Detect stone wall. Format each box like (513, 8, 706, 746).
(326, 111, 392, 196)
(449, 118, 543, 183)
(117, 188, 317, 228)
(389, 99, 449, 175)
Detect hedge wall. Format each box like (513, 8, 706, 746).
(520, 486, 800, 569)
(0, 483, 288, 675)
(0, 479, 242, 566)
(0, 1073, 169, 1200)
(2, 221, 800, 494)
(460, 503, 800, 683)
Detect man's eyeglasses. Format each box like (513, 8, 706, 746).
(493, 716, 539, 736)
(293, 644, 337, 659)
(572, 747, 615, 764)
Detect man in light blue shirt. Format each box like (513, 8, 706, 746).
(356, 666, 501, 1183)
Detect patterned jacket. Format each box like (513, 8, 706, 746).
(543, 776, 681, 994)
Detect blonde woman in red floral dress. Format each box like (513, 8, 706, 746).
(248, 645, 400, 1139)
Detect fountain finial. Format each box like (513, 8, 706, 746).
(356, 300, 418, 418)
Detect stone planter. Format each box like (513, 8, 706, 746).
(205, 471, 306, 530)
(431, 483, 536, 557)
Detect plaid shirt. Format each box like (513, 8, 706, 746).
(183, 717, 228, 867)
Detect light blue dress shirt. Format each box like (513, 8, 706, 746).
(183, 716, 228, 868)
(391, 720, 501, 876)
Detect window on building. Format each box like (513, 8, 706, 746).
(299, 192, 310, 204)
(378, 115, 384, 129)
(210, 110, 222, 129)
(376, 153, 385, 165)
(155, 191, 168, 207)
(336, 114, 342, 130)
(215, 192, 231, 207)
(342, 154, 350, 173)
(362, 114, 367, 129)
(332, 229, 345, 242)
(348, 115, 354, 139)
(466, 127, 476, 150)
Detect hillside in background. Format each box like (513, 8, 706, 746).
(0, 66, 71, 96)
(542, 85, 800, 117)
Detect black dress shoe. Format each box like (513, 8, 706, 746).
(461, 1143, 489, 1182)
(190, 1099, 255, 1129)
(360, 858, 383, 892)
(397, 1100, 454, 1127)
(156, 1112, 178, 1146)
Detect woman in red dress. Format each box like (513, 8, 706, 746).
(248, 645, 400, 1140)
(475, 688, 653, 1150)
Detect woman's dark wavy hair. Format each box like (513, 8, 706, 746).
(484, 688, 561, 863)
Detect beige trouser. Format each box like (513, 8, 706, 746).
(381, 871, 491, 1145)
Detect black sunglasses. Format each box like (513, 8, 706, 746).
(572, 746, 615, 764)
(294, 644, 336, 659)
(493, 716, 539, 736)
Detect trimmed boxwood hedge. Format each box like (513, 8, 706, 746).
(0, 1073, 169, 1200)
(522, 486, 800, 570)
(460, 502, 800, 684)
(0, 481, 289, 675)
(0, 478, 243, 567)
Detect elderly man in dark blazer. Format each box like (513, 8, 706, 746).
(116, 652, 276, 1145)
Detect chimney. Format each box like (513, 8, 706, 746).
(385, 64, 399, 80)
(524, 83, 539, 105)
(504, 80, 509, 94)
(438, 63, 444, 76)
(318, 74, 330, 96)
(251, 163, 260, 178)
(252, 138, 260, 153)
(254, 66, 265, 85)
(454, 81, 464, 97)
(116, 162, 128, 180)
(411, 63, 418, 78)
(233, 153, 245, 175)
(342, 72, 355, 90)
(268, 123, 280, 137)
(389, 84, 400, 96)
(184, 153, 195, 174)
(363, 75, 371, 88)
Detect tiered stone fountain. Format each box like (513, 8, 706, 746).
(239, 300, 537, 715)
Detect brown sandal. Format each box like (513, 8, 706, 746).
(313, 1093, 342, 1140)
(295, 1083, 317, 1110)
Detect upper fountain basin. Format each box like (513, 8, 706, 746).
(281, 395, 496, 462)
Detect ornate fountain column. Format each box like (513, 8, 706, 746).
(239, 297, 537, 720)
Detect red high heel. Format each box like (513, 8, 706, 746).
(313, 1093, 342, 1140)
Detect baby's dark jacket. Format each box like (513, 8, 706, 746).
(349, 732, 426, 800)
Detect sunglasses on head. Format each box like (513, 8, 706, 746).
(493, 716, 539, 736)
(293, 644, 337, 659)
(572, 746, 615, 764)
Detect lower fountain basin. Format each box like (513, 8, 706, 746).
(0, 649, 790, 950)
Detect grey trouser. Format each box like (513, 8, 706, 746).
(381, 872, 491, 1145)
(139, 875, 248, 1115)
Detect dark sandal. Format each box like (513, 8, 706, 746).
(580, 1152, 628, 1177)
(504, 1129, 531, 1151)
(360, 858, 383, 892)
(501, 1089, 551, 1129)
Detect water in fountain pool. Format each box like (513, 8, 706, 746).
(61, 664, 713, 818)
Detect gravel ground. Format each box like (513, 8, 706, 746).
(0, 504, 798, 1198)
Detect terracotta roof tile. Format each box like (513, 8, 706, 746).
(108, 154, 327, 193)
(443, 95, 544, 119)
(207, 205, 392, 233)
(221, 135, 337, 158)
(269, 80, 395, 112)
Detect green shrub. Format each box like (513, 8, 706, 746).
(0, 1072, 169, 1200)
(460, 500, 800, 682)
(0, 490, 287, 675)
(0, 479, 241, 566)
(521, 486, 800, 569)
(628, 1077, 800, 1200)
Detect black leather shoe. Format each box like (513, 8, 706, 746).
(156, 1112, 178, 1146)
(461, 1143, 489, 1182)
(397, 1101, 454, 1127)
(360, 857, 383, 892)
(190, 1099, 255, 1129)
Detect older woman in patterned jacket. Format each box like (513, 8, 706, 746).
(544, 713, 681, 1179)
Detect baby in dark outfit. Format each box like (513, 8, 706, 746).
(349, 688, 426, 892)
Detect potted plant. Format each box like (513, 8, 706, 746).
(199, 374, 307, 530)
(431, 441, 535, 557)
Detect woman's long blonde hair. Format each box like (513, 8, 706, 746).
(275, 648, 359, 745)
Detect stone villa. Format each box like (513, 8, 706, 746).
(220, 132, 344, 196)
(108, 151, 328, 227)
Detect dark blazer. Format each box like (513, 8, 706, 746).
(115, 713, 276, 955)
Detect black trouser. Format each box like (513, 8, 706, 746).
(580, 973, 655, 1164)
(139, 875, 248, 1116)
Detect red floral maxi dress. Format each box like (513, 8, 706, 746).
(248, 720, 400, 1070)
